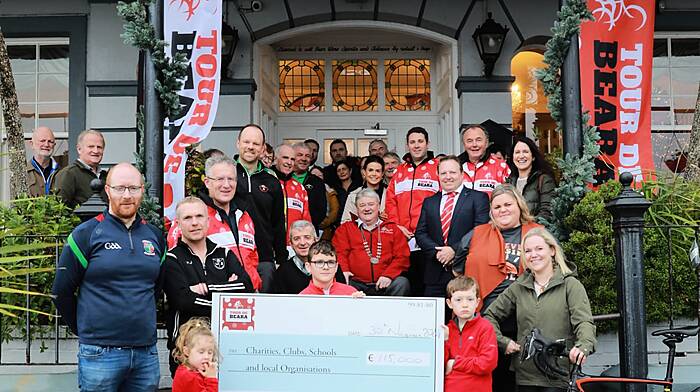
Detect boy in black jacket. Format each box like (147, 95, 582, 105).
(164, 196, 254, 377)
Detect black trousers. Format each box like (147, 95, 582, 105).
(406, 250, 425, 297)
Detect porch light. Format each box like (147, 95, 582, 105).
(472, 12, 509, 77)
(221, 20, 239, 79)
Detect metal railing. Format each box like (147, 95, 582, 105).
(0, 234, 167, 365)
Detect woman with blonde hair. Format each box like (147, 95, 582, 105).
(484, 227, 596, 391)
(452, 183, 541, 392)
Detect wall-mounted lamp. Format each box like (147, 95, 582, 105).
(472, 12, 509, 77)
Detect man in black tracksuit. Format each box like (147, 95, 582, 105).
(234, 125, 287, 293)
(163, 196, 254, 377)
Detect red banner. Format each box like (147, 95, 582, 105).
(579, 0, 656, 185)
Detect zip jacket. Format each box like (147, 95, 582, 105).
(444, 314, 498, 392)
(385, 152, 440, 234)
(52, 209, 165, 347)
(458, 152, 510, 197)
(271, 166, 312, 242)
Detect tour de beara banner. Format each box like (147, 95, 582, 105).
(163, 0, 222, 223)
(579, 0, 656, 186)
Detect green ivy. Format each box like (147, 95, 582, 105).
(535, 0, 601, 240)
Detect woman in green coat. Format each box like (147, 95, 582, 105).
(506, 136, 556, 222)
(484, 227, 596, 391)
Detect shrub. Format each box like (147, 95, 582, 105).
(563, 179, 699, 332)
(0, 196, 80, 342)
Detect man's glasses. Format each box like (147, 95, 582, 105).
(309, 260, 338, 268)
(108, 185, 143, 195)
(206, 176, 236, 184)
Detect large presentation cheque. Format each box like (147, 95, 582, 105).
(211, 294, 445, 392)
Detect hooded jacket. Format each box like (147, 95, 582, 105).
(26, 157, 60, 197)
(444, 314, 498, 392)
(385, 152, 440, 233)
(234, 161, 287, 264)
(483, 263, 596, 389)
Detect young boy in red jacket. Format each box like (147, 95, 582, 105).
(443, 276, 498, 392)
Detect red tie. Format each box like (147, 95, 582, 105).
(441, 191, 457, 243)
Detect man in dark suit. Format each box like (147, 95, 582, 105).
(415, 155, 490, 298)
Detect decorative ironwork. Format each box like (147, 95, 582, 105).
(279, 60, 325, 112)
(384, 59, 431, 111)
(332, 60, 378, 111)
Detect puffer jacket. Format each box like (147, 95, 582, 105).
(483, 263, 596, 389)
(506, 170, 556, 222)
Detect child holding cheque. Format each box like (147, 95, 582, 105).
(171, 318, 219, 392)
(444, 276, 498, 392)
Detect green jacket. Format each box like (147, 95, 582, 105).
(483, 263, 596, 388)
(507, 170, 556, 222)
(55, 160, 107, 209)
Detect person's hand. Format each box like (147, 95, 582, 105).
(376, 276, 392, 290)
(569, 347, 587, 365)
(435, 246, 455, 265)
(228, 273, 238, 282)
(397, 225, 414, 239)
(445, 359, 455, 375)
(343, 271, 354, 284)
(199, 360, 218, 379)
(442, 325, 449, 342)
(351, 291, 366, 298)
(505, 340, 521, 355)
(189, 283, 208, 295)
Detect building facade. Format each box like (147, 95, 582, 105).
(0, 0, 699, 199)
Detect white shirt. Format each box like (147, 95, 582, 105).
(439, 184, 463, 217)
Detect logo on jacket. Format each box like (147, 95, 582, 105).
(104, 242, 122, 250)
(142, 240, 156, 256)
(258, 184, 269, 193)
(212, 257, 225, 270)
(305, 184, 314, 190)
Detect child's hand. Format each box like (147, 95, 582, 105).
(445, 359, 455, 375)
(199, 360, 218, 379)
(442, 325, 449, 341)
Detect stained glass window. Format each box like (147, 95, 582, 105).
(384, 59, 431, 111)
(332, 60, 378, 111)
(279, 60, 325, 112)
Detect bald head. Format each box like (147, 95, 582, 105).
(30, 126, 56, 163)
(106, 163, 143, 186)
(275, 144, 296, 175)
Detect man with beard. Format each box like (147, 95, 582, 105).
(292, 142, 327, 232)
(304, 138, 323, 173)
(234, 124, 286, 293)
(52, 163, 165, 391)
(271, 220, 346, 294)
(26, 126, 61, 197)
(168, 156, 262, 291)
(322, 139, 361, 188)
(271, 144, 312, 243)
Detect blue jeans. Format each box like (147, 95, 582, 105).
(78, 343, 160, 392)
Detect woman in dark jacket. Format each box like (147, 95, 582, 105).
(506, 136, 556, 222)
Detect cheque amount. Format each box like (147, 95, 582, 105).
(218, 334, 437, 391)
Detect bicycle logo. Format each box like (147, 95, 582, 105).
(592, 0, 648, 31)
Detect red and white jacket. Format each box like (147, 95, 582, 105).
(332, 220, 410, 283)
(385, 153, 440, 233)
(167, 198, 261, 291)
(461, 154, 510, 197)
(276, 171, 312, 243)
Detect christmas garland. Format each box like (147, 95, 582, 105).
(117, 0, 188, 227)
(535, 0, 600, 240)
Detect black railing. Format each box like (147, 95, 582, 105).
(0, 234, 167, 365)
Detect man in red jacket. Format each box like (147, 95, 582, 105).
(334, 188, 410, 296)
(271, 144, 312, 245)
(458, 124, 510, 197)
(385, 127, 440, 295)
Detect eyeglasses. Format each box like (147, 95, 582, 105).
(309, 260, 338, 268)
(108, 185, 143, 195)
(206, 176, 236, 184)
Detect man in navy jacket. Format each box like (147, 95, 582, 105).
(52, 163, 165, 392)
(415, 155, 490, 299)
